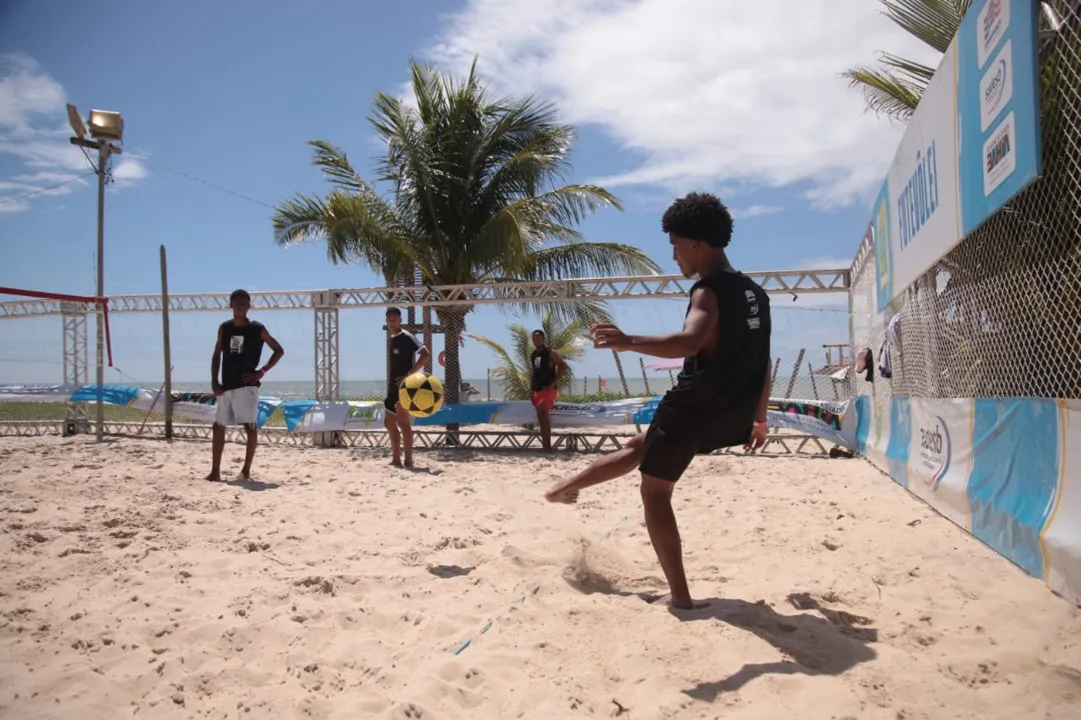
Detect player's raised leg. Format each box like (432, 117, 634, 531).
(396, 401, 415, 467)
(544, 432, 646, 503)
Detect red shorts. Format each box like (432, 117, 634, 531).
(531, 388, 558, 412)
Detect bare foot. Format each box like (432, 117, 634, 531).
(403, 458, 413, 468)
(544, 482, 579, 504)
(205, 471, 221, 483)
(239, 469, 251, 481)
(390, 458, 402, 468)
(645, 592, 709, 611)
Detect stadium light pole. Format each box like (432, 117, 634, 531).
(68, 104, 123, 442)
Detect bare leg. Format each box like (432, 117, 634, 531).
(206, 423, 226, 482)
(385, 408, 402, 466)
(544, 432, 646, 503)
(537, 403, 552, 452)
(396, 402, 414, 467)
(640, 474, 698, 609)
(239, 424, 257, 479)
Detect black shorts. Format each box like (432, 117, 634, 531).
(384, 391, 399, 413)
(638, 419, 751, 483)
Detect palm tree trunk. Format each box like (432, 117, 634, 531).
(438, 308, 466, 444)
(612, 350, 630, 396)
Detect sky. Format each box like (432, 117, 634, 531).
(0, 0, 940, 388)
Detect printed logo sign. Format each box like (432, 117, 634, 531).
(977, 0, 1009, 68)
(979, 39, 1013, 132)
(983, 110, 1017, 196)
(917, 414, 952, 490)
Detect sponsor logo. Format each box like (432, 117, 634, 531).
(918, 414, 952, 489)
(897, 141, 941, 251)
(983, 111, 1017, 196)
(979, 39, 1013, 132)
(977, 0, 1009, 69)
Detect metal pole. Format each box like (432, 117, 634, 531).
(94, 143, 109, 442)
(160, 245, 173, 439)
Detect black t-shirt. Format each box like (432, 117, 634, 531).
(530, 347, 556, 391)
(219, 320, 266, 391)
(389, 331, 422, 385)
(653, 271, 771, 447)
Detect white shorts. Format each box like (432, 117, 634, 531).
(214, 386, 260, 427)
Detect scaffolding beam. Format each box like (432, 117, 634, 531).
(60, 301, 89, 435)
(0, 269, 850, 318)
(313, 291, 341, 448)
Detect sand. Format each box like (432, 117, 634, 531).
(0, 435, 1079, 720)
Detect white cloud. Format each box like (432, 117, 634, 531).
(0, 53, 148, 214)
(422, 0, 941, 210)
(731, 204, 782, 220)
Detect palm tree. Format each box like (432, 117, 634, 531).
(469, 311, 590, 401)
(842, 0, 971, 121)
(272, 60, 660, 409)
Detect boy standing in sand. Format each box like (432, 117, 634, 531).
(545, 192, 772, 610)
(384, 307, 431, 467)
(530, 330, 566, 452)
(206, 289, 285, 482)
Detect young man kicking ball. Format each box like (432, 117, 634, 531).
(384, 307, 431, 467)
(207, 289, 285, 482)
(545, 192, 772, 610)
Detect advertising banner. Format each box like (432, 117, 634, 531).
(858, 394, 1080, 604)
(874, 0, 1041, 311)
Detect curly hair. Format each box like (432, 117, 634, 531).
(660, 192, 734, 248)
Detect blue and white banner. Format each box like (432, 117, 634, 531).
(0, 384, 856, 449)
(873, 0, 1041, 311)
(854, 395, 1081, 604)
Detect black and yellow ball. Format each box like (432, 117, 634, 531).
(398, 372, 445, 418)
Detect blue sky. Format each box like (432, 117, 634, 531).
(0, 0, 937, 387)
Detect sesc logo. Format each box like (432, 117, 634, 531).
(918, 415, 952, 490)
(979, 39, 1013, 132)
(983, 111, 1017, 196)
(977, 0, 1010, 69)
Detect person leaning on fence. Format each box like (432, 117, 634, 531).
(206, 289, 285, 483)
(384, 307, 431, 467)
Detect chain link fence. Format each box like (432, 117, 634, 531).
(850, 8, 1081, 401)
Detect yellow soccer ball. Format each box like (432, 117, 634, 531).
(398, 372, 445, 418)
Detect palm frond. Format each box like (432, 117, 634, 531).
(307, 140, 368, 194)
(841, 65, 923, 120)
(272, 193, 331, 248)
(522, 241, 661, 280)
(880, 0, 972, 53)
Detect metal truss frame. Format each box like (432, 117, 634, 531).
(1, 268, 849, 453)
(60, 302, 89, 434)
(0, 269, 850, 319)
(0, 421, 834, 456)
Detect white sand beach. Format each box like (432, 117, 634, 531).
(0, 435, 1079, 719)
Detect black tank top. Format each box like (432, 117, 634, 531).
(531, 347, 556, 391)
(654, 271, 771, 443)
(220, 320, 266, 390)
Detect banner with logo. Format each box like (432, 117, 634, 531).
(873, 0, 1041, 311)
(0, 384, 857, 450)
(853, 394, 1081, 603)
